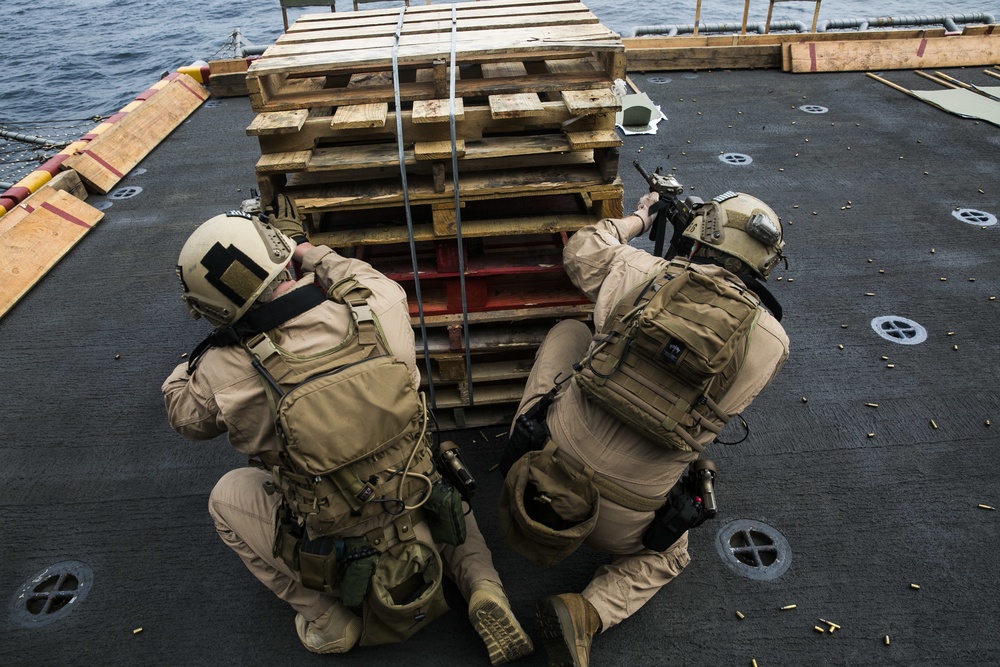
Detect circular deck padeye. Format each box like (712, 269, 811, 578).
(10, 561, 94, 627)
(648, 76, 672, 84)
(952, 208, 997, 227)
(871, 316, 928, 345)
(108, 186, 143, 200)
(204, 100, 224, 108)
(799, 104, 829, 114)
(715, 519, 792, 581)
(719, 153, 753, 165)
(93, 201, 114, 211)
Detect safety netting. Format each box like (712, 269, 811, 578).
(0, 117, 109, 191)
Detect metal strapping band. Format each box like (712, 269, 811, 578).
(392, 5, 436, 407)
(449, 4, 475, 406)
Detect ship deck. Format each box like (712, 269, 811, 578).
(3, 63, 1000, 666)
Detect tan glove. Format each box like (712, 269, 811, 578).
(267, 194, 306, 241)
(630, 191, 660, 233)
(637, 191, 660, 211)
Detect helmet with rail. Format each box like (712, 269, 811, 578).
(681, 191, 785, 279)
(175, 211, 295, 326)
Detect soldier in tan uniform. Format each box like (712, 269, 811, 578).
(503, 190, 790, 667)
(162, 201, 532, 664)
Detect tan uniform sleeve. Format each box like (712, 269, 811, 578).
(564, 215, 664, 330)
(161, 362, 227, 440)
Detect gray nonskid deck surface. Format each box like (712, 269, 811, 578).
(2, 67, 999, 666)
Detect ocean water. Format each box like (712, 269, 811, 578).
(1, 0, 996, 120)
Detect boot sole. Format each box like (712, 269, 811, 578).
(470, 597, 535, 666)
(534, 598, 582, 667)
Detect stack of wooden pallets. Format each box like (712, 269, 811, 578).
(246, 0, 625, 427)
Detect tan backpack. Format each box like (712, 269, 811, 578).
(575, 259, 761, 452)
(245, 276, 437, 540)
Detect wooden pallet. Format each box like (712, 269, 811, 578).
(304, 171, 623, 245)
(415, 308, 593, 424)
(247, 0, 625, 113)
(357, 232, 591, 316)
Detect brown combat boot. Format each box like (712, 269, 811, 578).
(535, 593, 602, 667)
(468, 580, 535, 665)
(294, 604, 361, 654)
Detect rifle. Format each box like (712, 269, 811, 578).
(633, 161, 701, 258)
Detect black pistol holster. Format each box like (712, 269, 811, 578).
(642, 460, 718, 552)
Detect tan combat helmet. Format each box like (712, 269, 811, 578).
(681, 191, 785, 279)
(176, 211, 295, 326)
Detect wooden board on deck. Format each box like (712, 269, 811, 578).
(64, 74, 208, 194)
(790, 34, 1000, 72)
(0, 188, 104, 319)
(621, 28, 956, 72)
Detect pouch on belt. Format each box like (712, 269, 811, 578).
(499, 440, 599, 567)
(359, 540, 449, 646)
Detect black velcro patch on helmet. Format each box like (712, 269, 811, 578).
(201, 242, 269, 306)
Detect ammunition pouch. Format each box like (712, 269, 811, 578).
(273, 510, 381, 599)
(499, 440, 599, 566)
(422, 482, 467, 547)
(359, 540, 448, 646)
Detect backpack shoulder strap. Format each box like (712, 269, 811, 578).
(187, 283, 327, 372)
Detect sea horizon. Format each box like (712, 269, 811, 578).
(2, 0, 996, 120)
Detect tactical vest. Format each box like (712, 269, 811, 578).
(575, 259, 761, 452)
(244, 276, 439, 541)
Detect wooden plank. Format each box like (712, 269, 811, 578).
(626, 44, 781, 72)
(623, 29, 957, 72)
(256, 150, 312, 174)
(561, 88, 620, 115)
(282, 8, 600, 45)
(209, 72, 250, 98)
(623, 28, 949, 50)
(249, 24, 621, 78)
(311, 212, 598, 246)
(246, 109, 310, 135)
(789, 35, 1000, 73)
(414, 140, 466, 160)
(566, 129, 622, 150)
(252, 68, 613, 112)
(209, 57, 250, 75)
(483, 62, 544, 119)
(302, 134, 591, 176)
(288, 1, 593, 33)
(331, 102, 389, 129)
(412, 98, 466, 123)
(0, 189, 104, 319)
(294, 167, 620, 211)
(257, 100, 610, 153)
(63, 74, 208, 194)
(545, 57, 600, 74)
(418, 304, 591, 328)
(488, 93, 545, 119)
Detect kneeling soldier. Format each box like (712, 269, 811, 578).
(163, 197, 533, 663)
(500, 187, 790, 666)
